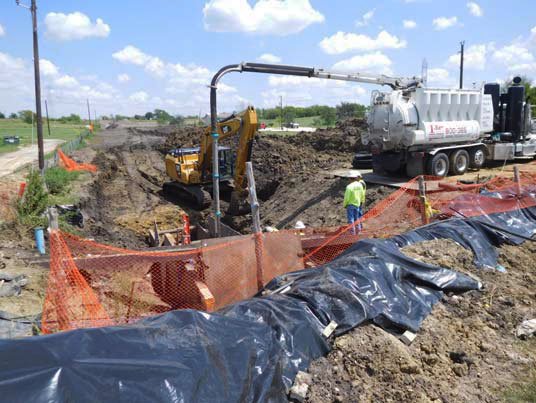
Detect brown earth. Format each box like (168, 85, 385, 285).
(77, 119, 386, 246)
(306, 239, 536, 403)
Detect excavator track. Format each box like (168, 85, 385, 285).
(163, 182, 212, 210)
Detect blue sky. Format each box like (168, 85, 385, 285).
(0, 0, 535, 117)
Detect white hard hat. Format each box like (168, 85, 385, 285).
(351, 170, 362, 178)
(265, 226, 279, 232)
(294, 220, 306, 229)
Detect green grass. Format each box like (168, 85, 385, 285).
(259, 115, 328, 129)
(0, 119, 87, 154)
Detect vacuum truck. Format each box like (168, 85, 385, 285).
(362, 76, 535, 177)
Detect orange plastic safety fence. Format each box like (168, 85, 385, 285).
(58, 150, 97, 173)
(41, 170, 536, 333)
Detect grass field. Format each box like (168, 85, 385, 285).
(259, 115, 328, 128)
(0, 119, 87, 154)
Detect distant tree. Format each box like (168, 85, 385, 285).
(134, 114, 144, 120)
(336, 102, 367, 120)
(169, 115, 185, 126)
(0, 112, 5, 119)
(145, 111, 154, 120)
(59, 114, 82, 124)
(18, 110, 36, 125)
(9, 113, 18, 119)
(153, 109, 173, 124)
(283, 107, 296, 125)
(320, 108, 336, 126)
(518, 76, 536, 102)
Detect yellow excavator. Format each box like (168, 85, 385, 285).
(164, 106, 258, 214)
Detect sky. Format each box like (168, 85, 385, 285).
(0, 0, 535, 118)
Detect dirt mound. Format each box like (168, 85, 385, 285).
(287, 118, 369, 153)
(306, 239, 536, 402)
(114, 205, 186, 237)
(162, 126, 204, 152)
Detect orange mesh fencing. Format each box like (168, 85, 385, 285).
(41, 169, 536, 333)
(58, 150, 97, 173)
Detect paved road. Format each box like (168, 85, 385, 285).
(0, 139, 64, 177)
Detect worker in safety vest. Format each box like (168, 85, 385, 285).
(343, 171, 366, 234)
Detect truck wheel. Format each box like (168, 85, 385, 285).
(426, 153, 449, 177)
(469, 147, 485, 169)
(405, 155, 425, 178)
(449, 149, 470, 175)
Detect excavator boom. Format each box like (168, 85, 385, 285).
(164, 106, 259, 212)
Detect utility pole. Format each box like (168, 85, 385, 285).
(459, 41, 465, 89)
(279, 95, 283, 130)
(421, 58, 428, 86)
(86, 99, 92, 126)
(44, 99, 51, 137)
(17, 0, 45, 172)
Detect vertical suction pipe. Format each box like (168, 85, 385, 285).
(210, 64, 242, 237)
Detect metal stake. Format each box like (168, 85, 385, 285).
(246, 161, 264, 290)
(418, 176, 429, 225)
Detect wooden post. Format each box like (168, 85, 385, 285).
(513, 165, 521, 195)
(246, 162, 264, 290)
(418, 176, 429, 225)
(47, 207, 59, 232)
(182, 214, 191, 245)
(153, 220, 160, 247)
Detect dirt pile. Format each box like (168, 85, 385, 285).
(114, 205, 186, 237)
(161, 126, 204, 152)
(288, 118, 369, 153)
(306, 239, 536, 402)
(80, 119, 384, 245)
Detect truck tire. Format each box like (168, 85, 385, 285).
(469, 147, 486, 169)
(449, 149, 470, 175)
(405, 155, 425, 178)
(426, 153, 449, 177)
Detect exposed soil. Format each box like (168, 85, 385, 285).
(306, 239, 536, 403)
(77, 127, 207, 248)
(77, 119, 385, 246)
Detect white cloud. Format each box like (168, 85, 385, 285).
(448, 43, 492, 70)
(492, 44, 535, 73)
(319, 30, 407, 55)
(332, 52, 393, 75)
(129, 91, 149, 103)
(355, 9, 375, 27)
(117, 74, 131, 83)
(203, 0, 324, 36)
(44, 12, 110, 41)
(493, 45, 534, 64)
(403, 20, 417, 29)
(40, 59, 59, 77)
(427, 68, 450, 82)
(433, 16, 458, 30)
(425, 68, 455, 86)
(112, 45, 152, 66)
(531, 26, 536, 43)
(0, 51, 124, 116)
(268, 75, 345, 87)
(467, 2, 483, 17)
(54, 75, 79, 88)
(0, 24, 5, 37)
(257, 53, 282, 63)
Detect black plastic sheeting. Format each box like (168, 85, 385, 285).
(1, 207, 535, 402)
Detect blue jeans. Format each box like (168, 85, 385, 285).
(346, 205, 362, 234)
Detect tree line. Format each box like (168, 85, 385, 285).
(0, 110, 87, 124)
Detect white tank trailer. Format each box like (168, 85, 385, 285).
(361, 77, 535, 177)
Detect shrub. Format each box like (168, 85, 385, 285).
(45, 167, 80, 195)
(18, 170, 48, 217)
